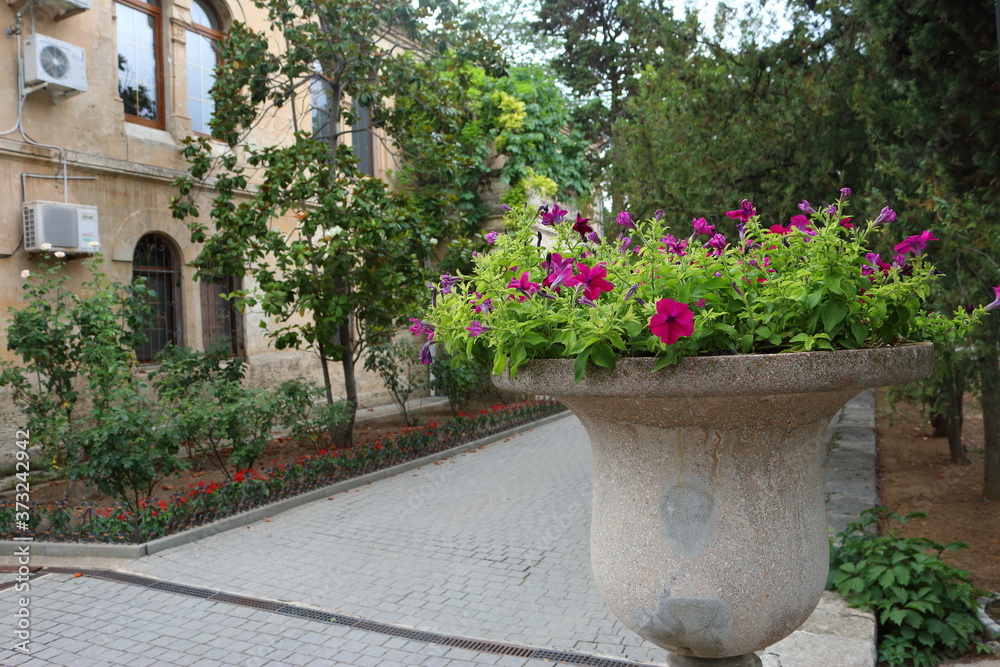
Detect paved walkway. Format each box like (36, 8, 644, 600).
(2, 393, 884, 666)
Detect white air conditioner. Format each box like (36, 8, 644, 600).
(35, 0, 91, 12)
(23, 34, 87, 95)
(24, 201, 100, 255)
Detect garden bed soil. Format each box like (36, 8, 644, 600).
(875, 389, 1000, 619)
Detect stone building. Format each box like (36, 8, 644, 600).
(0, 0, 400, 438)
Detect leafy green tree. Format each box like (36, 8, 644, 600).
(172, 0, 504, 443)
(533, 0, 696, 211)
(848, 0, 1000, 497)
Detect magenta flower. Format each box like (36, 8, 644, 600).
(649, 298, 695, 345)
(507, 271, 541, 296)
(725, 199, 756, 223)
(873, 206, 896, 226)
(409, 318, 435, 336)
(543, 253, 576, 291)
(466, 321, 489, 337)
(485, 231, 499, 244)
(894, 231, 938, 257)
(789, 214, 811, 230)
(692, 217, 715, 236)
(705, 233, 727, 255)
(572, 214, 593, 240)
(540, 204, 569, 226)
(616, 211, 635, 230)
(660, 234, 688, 256)
(839, 217, 854, 229)
(985, 286, 1000, 312)
(473, 296, 494, 314)
(840, 187, 852, 198)
(571, 263, 615, 301)
(440, 275, 461, 294)
(769, 224, 790, 235)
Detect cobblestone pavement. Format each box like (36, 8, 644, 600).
(1, 396, 880, 666)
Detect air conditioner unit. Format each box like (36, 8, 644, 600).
(35, 0, 91, 12)
(24, 201, 100, 255)
(23, 34, 87, 96)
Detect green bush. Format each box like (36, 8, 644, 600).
(363, 337, 426, 425)
(429, 351, 493, 415)
(277, 379, 354, 452)
(828, 508, 988, 666)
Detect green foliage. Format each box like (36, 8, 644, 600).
(429, 351, 493, 416)
(363, 338, 427, 425)
(276, 378, 354, 452)
(423, 196, 985, 378)
(499, 167, 559, 212)
(828, 509, 988, 666)
(0, 256, 184, 515)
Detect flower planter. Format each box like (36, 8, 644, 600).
(493, 344, 933, 665)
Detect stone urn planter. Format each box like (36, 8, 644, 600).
(493, 343, 933, 666)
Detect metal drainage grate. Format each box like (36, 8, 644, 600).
(437, 636, 536, 658)
(209, 592, 284, 611)
(45, 567, 103, 577)
(353, 619, 440, 643)
(93, 571, 159, 587)
(148, 581, 215, 598)
(276, 604, 350, 624)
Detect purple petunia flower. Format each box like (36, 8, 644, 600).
(873, 206, 896, 226)
(440, 274, 461, 294)
(466, 321, 489, 337)
(571, 263, 615, 301)
(616, 211, 635, 230)
(985, 285, 1000, 312)
(692, 217, 715, 236)
(894, 230, 938, 257)
(660, 234, 688, 256)
(840, 187, 852, 198)
(408, 318, 435, 336)
(543, 253, 576, 291)
(500, 203, 511, 211)
(649, 299, 694, 345)
(586, 231, 602, 245)
(798, 200, 816, 215)
(540, 204, 569, 226)
(572, 214, 593, 240)
(420, 341, 434, 365)
(624, 284, 639, 301)
(507, 271, 541, 297)
(485, 231, 499, 244)
(654, 209, 664, 223)
(705, 233, 727, 255)
(725, 199, 756, 223)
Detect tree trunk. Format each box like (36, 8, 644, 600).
(945, 389, 970, 465)
(930, 412, 948, 437)
(982, 316, 1000, 500)
(339, 315, 358, 448)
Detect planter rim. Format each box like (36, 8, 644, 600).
(492, 342, 933, 398)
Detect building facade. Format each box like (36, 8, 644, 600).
(0, 0, 399, 439)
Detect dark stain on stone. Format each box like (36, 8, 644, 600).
(661, 481, 715, 556)
(636, 595, 731, 653)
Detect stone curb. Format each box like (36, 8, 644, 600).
(979, 596, 1000, 640)
(0, 411, 569, 560)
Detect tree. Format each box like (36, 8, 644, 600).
(533, 0, 696, 214)
(849, 0, 1000, 497)
(172, 0, 504, 443)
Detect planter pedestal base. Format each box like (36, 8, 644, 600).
(492, 345, 933, 659)
(666, 654, 761, 667)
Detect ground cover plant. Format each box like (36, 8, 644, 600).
(828, 508, 990, 666)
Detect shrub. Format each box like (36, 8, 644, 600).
(276, 379, 353, 452)
(828, 508, 988, 666)
(363, 337, 426, 425)
(429, 351, 493, 415)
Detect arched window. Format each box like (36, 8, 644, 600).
(133, 234, 182, 362)
(187, 0, 223, 135)
(117, 0, 164, 127)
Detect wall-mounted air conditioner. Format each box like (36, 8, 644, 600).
(35, 0, 91, 12)
(24, 201, 100, 255)
(23, 34, 87, 96)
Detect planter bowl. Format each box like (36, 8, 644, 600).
(493, 344, 933, 662)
